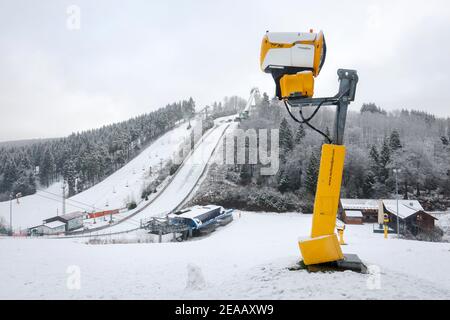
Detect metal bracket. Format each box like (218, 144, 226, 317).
(286, 69, 358, 145)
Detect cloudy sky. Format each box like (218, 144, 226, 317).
(0, 0, 449, 141)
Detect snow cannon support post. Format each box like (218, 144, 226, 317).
(284, 70, 366, 273)
(298, 144, 346, 265)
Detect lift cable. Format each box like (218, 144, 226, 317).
(37, 189, 98, 210)
(34, 193, 91, 212)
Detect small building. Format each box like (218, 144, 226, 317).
(383, 200, 437, 235)
(43, 212, 85, 231)
(340, 199, 379, 223)
(342, 210, 364, 225)
(29, 221, 66, 236)
(340, 198, 438, 235)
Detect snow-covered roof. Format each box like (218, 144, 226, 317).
(44, 221, 66, 229)
(345, 210, 363, 218)
(59, 212, 85, 221)
(383, 200, 424, 219)
(169, 205, 223, 219)
(341, 199, 430, 219)
(340, 199, 379, 210)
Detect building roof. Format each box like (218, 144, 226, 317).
(44, 211, 85, 223)
(345, 210, 363, 218)
(44, 221, 66, 229)
(59, 212, 85, 221)
(383, 200, 425, 219)
(169, 205, 223, 219)
(340, 199, 379, 210)
(341, 199, 435, 220)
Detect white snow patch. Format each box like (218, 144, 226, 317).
(1, 212, 449, 299)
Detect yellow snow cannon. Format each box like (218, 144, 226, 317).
(260, 29, 365, 272)
(260, 30, 326, 99)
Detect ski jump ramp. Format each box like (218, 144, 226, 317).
(64, 118, 234, 238)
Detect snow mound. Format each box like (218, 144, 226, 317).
(186, 263, 206, 291)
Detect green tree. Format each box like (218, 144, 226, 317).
(362, 171, 375, 197)
(277, 170, 290, 193)
(279, 118, 294, 153)
(369, 145, 380, 176)
(389, 130, 402, 150)
(63, 160, 78, 197)
(2, 157, 18, 191)
(39, 148, 55, 187)
(305, 151, 319, 195)
(379, 139, 391, 183)
(239, 164, 252, 185)
(294, 124, 306, 144)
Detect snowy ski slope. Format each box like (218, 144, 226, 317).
(75, 117, 235, 235)
(0, 120, 196, 230)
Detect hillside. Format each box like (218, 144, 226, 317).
(190, 93, 450, 214)
(0, 120, 196, 230)
(0, 99, 196, 201)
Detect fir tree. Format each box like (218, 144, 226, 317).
(239, 164, 252, 185)
(39, 148, 55, 187)
(2, 157, 18, 191)
(294, 124, 306, 144)
(305, 151, 319, 195)
(389, 130, 402, 150)
(362, 171, 375, 197)
(379, 138, 391, 183)
(63, 160, 77, 197)
(279, 118, 294, 153)
(369, 145, 380, 176)
(277, 170, 290, 193)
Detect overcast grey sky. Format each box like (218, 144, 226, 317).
(0, 0, 449, 141)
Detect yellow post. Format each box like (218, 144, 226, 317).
(338, 227, 346, 245)
(298, 144, 346, 265)
(383, 213, 389, 239)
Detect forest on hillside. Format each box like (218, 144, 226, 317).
(190, 93, 450, 212)
(0, 98, 196, 201)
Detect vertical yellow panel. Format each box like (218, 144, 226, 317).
(310, 144, 346, 238)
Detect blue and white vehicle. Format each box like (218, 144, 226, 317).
(169, 205, 233, 231)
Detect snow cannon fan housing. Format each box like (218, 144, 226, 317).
(260, 30, 326, 100)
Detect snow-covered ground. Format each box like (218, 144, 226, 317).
(1, 212, 449, 299)
(0, 120, 196, 231)
(435, 212, 450, 242)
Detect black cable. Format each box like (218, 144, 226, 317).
(34, 193, 90, 212)
(283, 100, 333, 144)
(37, 189, 95, 210)
(299, 99, 326, 122)
(300, 109, 333, 144)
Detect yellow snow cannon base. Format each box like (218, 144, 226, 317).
(300, 144, 346, 266)
(280, 71, 314, 99)
(298, 234, 343, 266)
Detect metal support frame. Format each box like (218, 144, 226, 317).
(287, 69, 366, 272)
(286, 69, 358, 145)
